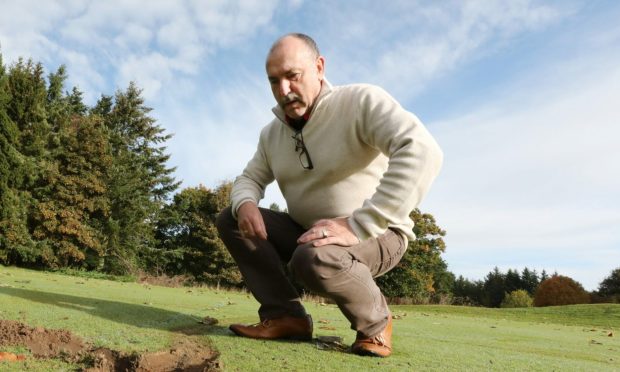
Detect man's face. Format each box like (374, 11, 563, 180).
(266, 37, 324, 120)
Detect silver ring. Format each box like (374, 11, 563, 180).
(321, 228, 327, 238)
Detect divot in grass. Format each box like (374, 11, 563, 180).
(0, 319, 220, 371)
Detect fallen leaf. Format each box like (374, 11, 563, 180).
(319, 326, 337, 330)
(318, 319, 330, 324)
(608, 332, 614, 337)
(315, 336, 346, 352)
(198, 316, 219, 325)
(0, 352, 26, 362)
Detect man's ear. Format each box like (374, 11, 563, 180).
(316, 56, 325, 79)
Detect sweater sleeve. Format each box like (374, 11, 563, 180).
(347, 86, 443, 241)
(230, 128, 275, 219)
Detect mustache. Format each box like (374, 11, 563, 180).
(281, 93, 302, 105)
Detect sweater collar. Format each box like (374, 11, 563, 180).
(272, 78, 333, 128)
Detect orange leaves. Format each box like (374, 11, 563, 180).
(0, 351, 27, 362)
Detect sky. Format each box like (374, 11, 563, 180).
(1, 0, 618, 290)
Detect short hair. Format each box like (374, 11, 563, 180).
(269, 33, 320, 59)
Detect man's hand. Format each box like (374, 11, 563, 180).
(237, 201, 268, 240)
(297, 218, 360, 247)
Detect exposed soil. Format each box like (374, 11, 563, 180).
(0, 319, 220, 371)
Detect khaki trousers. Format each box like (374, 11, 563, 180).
(216, 206, 406, 338)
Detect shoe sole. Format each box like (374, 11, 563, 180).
(229, 326, 312, 341)
(351, 346, 391, 358)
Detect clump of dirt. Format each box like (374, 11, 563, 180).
(0, 319, 85, 358)
(0, 319, 220, 371)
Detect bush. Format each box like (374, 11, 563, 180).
(534, 275, 590, 307)
(501, 289, 533, 308)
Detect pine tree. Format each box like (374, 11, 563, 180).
(1, 58, 52, 264)
(521, 267, 540, 295)
(98, 83, 179, 273)
(504, 268, 522, 293)
(482, 267, 506, 307)
(0, 54, 37, 263)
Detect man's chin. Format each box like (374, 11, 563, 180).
(285, 107, 307, 120)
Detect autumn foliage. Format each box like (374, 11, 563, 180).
(534, 275, 590, 307)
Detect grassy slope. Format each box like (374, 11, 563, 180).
(0, 265, 618, 371)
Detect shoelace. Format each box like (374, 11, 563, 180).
(373, 334, 389, 347)
(250, 319, 272, 328)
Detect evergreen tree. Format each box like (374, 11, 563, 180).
(481, 267, 506, 307)
(1, 57, 52, 264)
(521, 267, 540, 295)
(504, 268, 522, 293)
(99, 83, 179, 273)
(0, 54, 36, 263)
(452, 275, 484, 305)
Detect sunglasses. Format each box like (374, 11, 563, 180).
(292, 131, 314, 170)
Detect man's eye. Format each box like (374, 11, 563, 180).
(289, 73, 300, 81)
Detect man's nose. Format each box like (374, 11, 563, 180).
(278, 80, 291, 96)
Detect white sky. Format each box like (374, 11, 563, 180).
(1, 0, 618, 290)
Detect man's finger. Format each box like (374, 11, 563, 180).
(252, 219, 268, 240)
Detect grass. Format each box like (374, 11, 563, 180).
(1, 265, 619, 371)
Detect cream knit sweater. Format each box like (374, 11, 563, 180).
(231, 80, 443, 242)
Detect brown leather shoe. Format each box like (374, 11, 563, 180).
(351, 315, 392, 357)
(229, 315, 313, 341)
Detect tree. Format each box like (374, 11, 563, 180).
(154, 182, 242, 286)
(501, 289, 533, 308)
(452, 276, 483, 305)
(30, 115, 112, 268)
(504, 268, 522, 294)
(521, 267, 540, 295)
(534, 275, 590, 307)
(376, 209, 449, 300)
(0, 54, 37, 263)
(97, 83, 179, 273)
(481, 267, 506, 307)
(597, 267, 620, 302)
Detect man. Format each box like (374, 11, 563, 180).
(216, 33, 443, 357)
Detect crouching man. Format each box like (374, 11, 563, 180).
(216, 33, 443, 357)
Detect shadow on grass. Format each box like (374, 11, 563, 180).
(0, 286, 227, 336)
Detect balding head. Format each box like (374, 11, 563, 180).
(268, 33, 320, 63)
(265, 33, 325, 119)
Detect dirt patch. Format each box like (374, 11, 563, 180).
(0, 319, 220, 371)
(0, 319, 85, 358)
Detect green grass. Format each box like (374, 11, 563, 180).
(1, 265, 619, 371)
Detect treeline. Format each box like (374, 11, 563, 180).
(0, 56, 180, 274)
(1, 56, 618, 307)
(452, 266, 620, 307)
(0, 55, 451, 298)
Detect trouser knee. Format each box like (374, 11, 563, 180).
(216, 206, 235, 235)
(288, 245, 350, 293)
